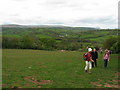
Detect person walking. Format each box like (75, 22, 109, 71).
(103, 49, 110, 68)
(91, 48, 98, 68)
(99, 48, 103, 54)
(84, 48, 94, 73)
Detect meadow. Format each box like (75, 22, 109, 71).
(2, 49, 119, 88)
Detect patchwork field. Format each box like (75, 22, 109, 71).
(2, 49, 119, 88)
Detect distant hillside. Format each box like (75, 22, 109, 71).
(1, 24, 22, 28)
(2, 24, 117, 42)
(2, 24, 118, 51)
(1, 24, 99, 30)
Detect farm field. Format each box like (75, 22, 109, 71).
(2, 26, 119, 52)
(2, 49, 119, 88)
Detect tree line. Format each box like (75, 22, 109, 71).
(2, 35, 119, 53)
(2, 36, 83, 51)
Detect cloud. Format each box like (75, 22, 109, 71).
(0, 0, 119, 29)
(71, 16, 117, 28)
(76, 16, 117, 24)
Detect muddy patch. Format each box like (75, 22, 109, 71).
(91, 82, 102, 87)
(1, 84, 8, 87)
(104, 83, 118, 88)
(115, 72, 120, 76)
(91, 80, 102, 87)
(24, 76, 52, 88)
(38, 80, 51, 85)
(109, 80, 120, 83)
(91, 79, 119, 88)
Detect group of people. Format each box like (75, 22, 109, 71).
(84, 48, 110, 73)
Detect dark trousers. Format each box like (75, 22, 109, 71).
(92, 59, 97, 67)
(104, 59, 108, 68)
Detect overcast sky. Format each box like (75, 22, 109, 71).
(0, 0, 119, 29)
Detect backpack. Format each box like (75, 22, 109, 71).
(83, 53, 88, 61)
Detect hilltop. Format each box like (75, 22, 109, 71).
(1, 24, 99, 30)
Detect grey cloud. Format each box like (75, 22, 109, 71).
(10, 16, 64, 25)
(76, 16, 117, 24)
(10, 14, 20, 17)
(47, 1, 67, 5)
(44, 19, 64, 25)
(11, 0, 28, 2)
(39, 0, 72, 8)
(6, 15, 117, 29)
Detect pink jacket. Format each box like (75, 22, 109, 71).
(103, 53, 110, 60)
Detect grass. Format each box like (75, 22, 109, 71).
(2, 49, 118, 88)
(36, 34, 52, 38)
(2, 35, 21, 38)
(89, 36, 111, 42)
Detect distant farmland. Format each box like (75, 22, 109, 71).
(2, 25, 118, 51)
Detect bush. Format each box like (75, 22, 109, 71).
(103, 36, 119, 53)
(2, 37, 21, 49)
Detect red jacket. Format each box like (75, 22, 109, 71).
(85, 52, 91, 61)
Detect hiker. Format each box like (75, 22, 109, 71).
(103, 49, 110, 68)
(91, 48, 98, 67)
(84, 48, 94, 73)
(109, 50, 112, 54)
(99, 47, 103, 54)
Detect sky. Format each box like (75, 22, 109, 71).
(0, 0, 119, 29)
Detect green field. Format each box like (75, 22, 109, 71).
(2, 49, 119, 88)
(2, 27, 119, 52)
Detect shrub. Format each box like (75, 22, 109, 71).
(103, 36, 119, 53)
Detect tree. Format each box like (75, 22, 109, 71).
(103, 36, 119, 53)
(21, 36, 35, 49)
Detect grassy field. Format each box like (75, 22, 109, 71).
(2, 49, 119, 88)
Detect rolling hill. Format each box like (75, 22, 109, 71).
(2, 24, 118, 51)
